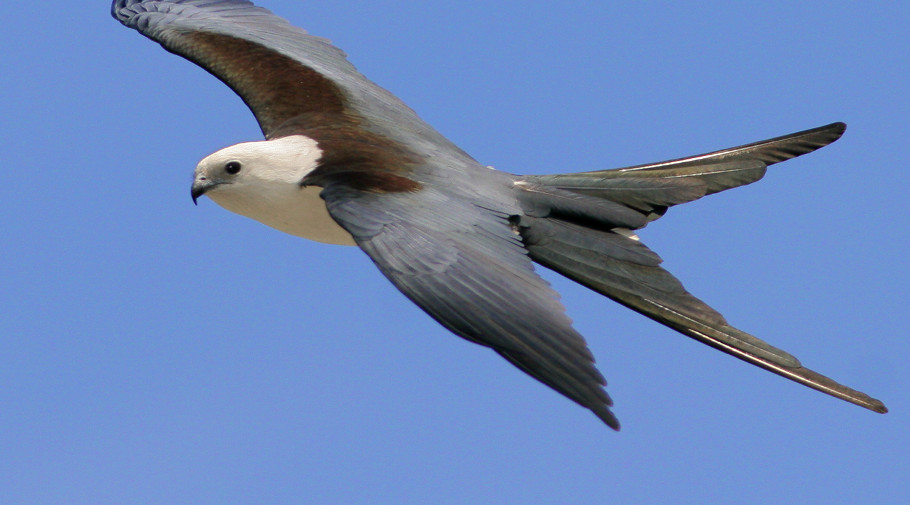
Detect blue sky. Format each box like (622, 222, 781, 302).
(2, 1, 908, 503)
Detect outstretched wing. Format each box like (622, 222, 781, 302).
(316, 182, 621, 429)
(113, 0, 478, 195)
(111, 0, 463, 152)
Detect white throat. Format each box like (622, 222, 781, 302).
(197, 135, 356, 246)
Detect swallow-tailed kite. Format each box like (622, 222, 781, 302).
(113, 0, 886, 429)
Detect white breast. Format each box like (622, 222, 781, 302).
(201, 136, 357, 246)
(211, 183, 356, 246)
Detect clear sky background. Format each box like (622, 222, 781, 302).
(2, 1, 908, 504)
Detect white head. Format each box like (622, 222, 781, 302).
(191, 135, 355, 245)
(192, 135, 321, 199)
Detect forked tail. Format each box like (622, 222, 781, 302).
(513, 123, 887, 413)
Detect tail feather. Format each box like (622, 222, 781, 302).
(522, 122, 846, 214)
(518, 216, 887, 413)
(513, 122, 888, 414)
(520, 217, 799, 365)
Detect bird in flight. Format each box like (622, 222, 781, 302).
(113, 0, 886, 429)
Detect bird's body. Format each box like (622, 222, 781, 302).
(114, 0, 886, 429)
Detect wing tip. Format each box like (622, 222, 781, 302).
(867, 398, 888, 414)
(841, 391, 886, 414)
(111, 0, 128, 22)
(592, 406, 621, 431)
(814, 121, 847, 145)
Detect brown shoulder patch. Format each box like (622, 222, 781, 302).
(304, 168, 422, 193)
(174, 32, 422, 194)
(296, 114, 423, 193)
(178, 31, 345, 137)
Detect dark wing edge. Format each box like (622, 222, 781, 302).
(318, 185, 621, 429)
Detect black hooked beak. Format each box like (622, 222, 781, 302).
(191, 176, 214, 205)
(191, 182, 204, 205)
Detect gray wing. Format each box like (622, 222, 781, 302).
(112, 0, 465, 154)
(316, 183, 621, 429)
(114, 0, 478, 194)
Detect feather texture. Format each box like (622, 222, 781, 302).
(114, 1, 886, 428)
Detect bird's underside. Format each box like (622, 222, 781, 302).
(113, 0, 887, 429)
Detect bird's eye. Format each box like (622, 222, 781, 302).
(225, 161, 242, 175)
